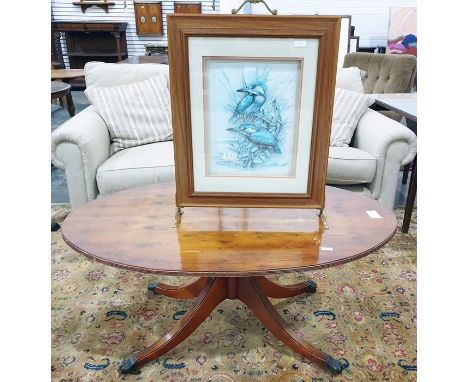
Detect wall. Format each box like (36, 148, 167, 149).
(51, 0, 219, 67)
(52, 0, 417, 67)
(220, 0, 417, 48)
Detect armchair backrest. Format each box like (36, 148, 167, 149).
(84, 61, 169, 90)
(343, 52, 416, 94)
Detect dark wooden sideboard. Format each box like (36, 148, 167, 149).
(51, 21, 128, 87)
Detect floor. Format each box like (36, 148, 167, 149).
(51, 90, 415, 208)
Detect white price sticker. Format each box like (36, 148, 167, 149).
(366, 210, 382, 219)
(293, 40, 307, 48)
(320, 247, 334, 251)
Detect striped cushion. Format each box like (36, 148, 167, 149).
(85, 75, 172, 153)
(330, 88, 373, 147)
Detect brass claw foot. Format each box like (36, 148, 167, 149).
(326, 356, 343, 374)
(119, 354, 140, 375)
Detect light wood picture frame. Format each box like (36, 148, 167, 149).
(167, 14, 340, 209)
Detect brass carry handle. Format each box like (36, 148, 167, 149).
(232, 0, 278, 15)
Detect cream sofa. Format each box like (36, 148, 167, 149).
(51, 62, 416, 209)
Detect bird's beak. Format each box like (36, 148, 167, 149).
(227, 127, 237, 132)
(237, 88, 261, 95)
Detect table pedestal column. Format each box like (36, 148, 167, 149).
(402, 155, 417, 233)
(120, 276, 344, 375)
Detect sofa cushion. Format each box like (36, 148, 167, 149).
(330, 88, 373, 147)
(96, 143, 376, 194)
(96, 141, 175, 195)
(327, 146, 376, 185)
(85, 74, 173, 153)
(332, 184, 372, 197)
(336, 67, 364, 93)
(84, 61, 169, 89)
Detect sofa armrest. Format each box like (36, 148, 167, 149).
(52, 106, 111, 208)
(353, 108, 417, 208)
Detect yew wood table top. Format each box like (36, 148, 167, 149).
(61, 182, 396, 277)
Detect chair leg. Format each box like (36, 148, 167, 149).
(402, 156, 416, 233)
(66, 92, 75, 117)
(402, 163, 410, 184)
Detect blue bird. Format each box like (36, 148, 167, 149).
(248, 85, 266, 112)
(232, 91, 254, 116)
(228, 124, 281, 154)
(231, 85, 266, 119)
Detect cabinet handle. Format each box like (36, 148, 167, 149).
(152, 16, 157, 23)
(140, 16, 146, 23)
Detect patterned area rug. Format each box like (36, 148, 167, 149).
(51, 205, 416, 382)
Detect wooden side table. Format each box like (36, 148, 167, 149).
(51, 81, 75, 117)
(51, 69, 85, 82)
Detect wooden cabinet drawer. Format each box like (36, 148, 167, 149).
(134, 2, 163, 35)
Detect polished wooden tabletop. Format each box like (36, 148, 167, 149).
(61, 182, 397, 277)
(51, 69, 85, 80)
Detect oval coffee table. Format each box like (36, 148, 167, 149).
(61, 182, 396, 375)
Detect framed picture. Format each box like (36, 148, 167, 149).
(338, 16, 352, 66)
(386, 7, 417, 56)
(350, 36, 360, 53)
(168, 14, 340, 208)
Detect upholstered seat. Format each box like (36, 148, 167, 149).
(96, 141, 175, 195)
(327, 147, 376, 185)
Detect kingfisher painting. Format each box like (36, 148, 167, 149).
(205, 58, 301, 176)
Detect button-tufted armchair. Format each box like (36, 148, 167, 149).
(343, 52, 416, 120)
